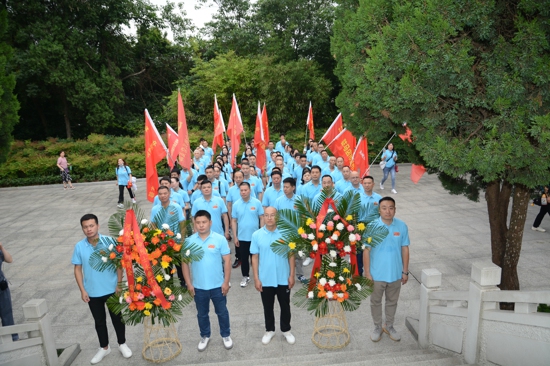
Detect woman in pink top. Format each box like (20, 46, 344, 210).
(56, 151, 74, 190)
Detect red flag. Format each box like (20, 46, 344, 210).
(411, 164, 427, 184)
(144, 109, 167, 202)
(165, 124, 178, 170)
(261, 103, 269, 145)
(326, 128, 356, 168)
(212, 95, 225, 153)
(254, 102, 267, 172)
(306, 101, 314, 140)
(399, 126, 412, 142)
(320, 113, 343, 146)
(177, 91, 191, 169)
(226, 94, 243, 167)
(352, 136, 369, 176)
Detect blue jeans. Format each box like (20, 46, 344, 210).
(381, 166, 396, 190)
(0, 286, 19, 341)
(194, 287, 231, 338)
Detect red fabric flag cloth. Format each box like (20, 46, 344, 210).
(261, 103, 269, 146)
(352, 136, 369, 177)
(253, 102, 267, 173)
(326, 128, 356, 168)
(144, 110, 167, 202)
(411, 164, 427, 184)
(306, 101, 314, 140)
(165, 124, 178, 170)
(320, 113, 343, 146)
(212, 95, 225, 154)
(177, 91, 191, 169)
(227, 94, 243, 167)
(399, 126, 412, 142)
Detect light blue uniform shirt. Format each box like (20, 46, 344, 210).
(190, 189, 220, 205)
(275, 194, 296, 211)
(193, 158, 206, 174)
(262, 186, 283, 207)
(150, 202, 185, 234)
(202, 146, 214, 162)
(187, 231, 230, 290)
(300, 181, 322, 200)
(153, 190, 185, 208)
(71, 234, 118, 297)
(382, 150, 397, 169)
(367, 217, 410, 282)
(275, 141, 288, 155)
(180, 169, 197, 191)
(116, 166, 132, 185)
(232, 197, 264, 241)
(173, 189, 190, 205)
(191, 196, 228, 235)
(313, 190, 343, 206)
(293, 165, 307, 180)
(226, 185, 250, 207)
(307, 151, 319, 164)
(250, 226, 290, 287)
(330, 169, 343, 183)
(244, 177, 263, 197)
(359, 191, 383, 221)
(211, 179, 227, 198)
(335, 180, 352, 194)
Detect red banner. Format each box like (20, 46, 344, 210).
(227, 94, 243, 167)
(411, 164, 427, 184)
(320, 113, 343, 146)
(261, 104, 269, 147)
(306, 101, 314, 140)
(177, 91, 191, 169)
(254, 102, 267, 172)
(352, 136, 369, 176)
(212, 95, 225, 154)
(326, 128, 356, 168)
(166, 124, 178, 170)
(145, 110, 167, 202)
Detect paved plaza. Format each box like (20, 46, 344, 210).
(1, 165, 548, 365)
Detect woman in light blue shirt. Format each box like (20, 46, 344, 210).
(115, 158, 135, 208)
(380, 143, 398, 194)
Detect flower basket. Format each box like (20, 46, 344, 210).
(142, 317, 182, 363)
(311, 300, 350, 349)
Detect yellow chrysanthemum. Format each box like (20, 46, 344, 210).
(343, 268, 350, 273)
(346, 215, 353, 221)
(298, 227, 305, 235)
(161, 261, 170, 269)
(164, 287, 172, 296)
(144, 310, 151, 316)
(153, 229, 162, 236)
(136, 276, 143, 283)
(306, 218, 313, 226)
(288, 242, 296, 250)
(145, 302, 153, 310)
(367, 237, 372, 244)
(156, 274, 163, 282)
(314, 272, 321, 278)
(358, 223, 366, 231)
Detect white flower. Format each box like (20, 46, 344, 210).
(298, 250, 305, 258)
(355, 283, 362, 291)
(119, 229, 124, 236)
(327, 208, 334, 213)
(319, 224, 326, 231)
(336, 223, 344, 231)
(329, 250, 337, 258)
(177, 294, 182, 301)
(319, 278, 327, 286)
(162, 223, 170, 230)
(164, 274, 170, 281)
(312, 244, 318, 251)
(108, 244, 114, 251)
(344, 245, 351, 253)
(308, 233, 315, 240)
(331, 234, 338, 241)
(176, 233, 181, 240)
(326, 291, 333, 298)
(337, 293, 344, 298)
(308, 291, 314, 299)
(348, 234, 357, 242)
(329, 262, 337, 267)
(325, 238, 332, 244)
(125, 281, 128, 286)
(119, 296, 123, 304)
(339, 276, 344, 281)
(141, 219, 149, 225)
(101, 256, 107, 263)
(185, 250, 191, 257)
(361, 244, 367, 250)
(328, 280, 336, 287)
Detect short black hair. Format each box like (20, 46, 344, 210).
(283, 177, 296, 187)
(194, 210, 211, 220)
(362, 175, 374, 182)
(379, 196, 395, 206)
(321, 174, 333, 182)
(196, 174, 207, 182)
(239, 182, 251, 189)
(159, 176, 171, 184)
(311, 165, 322, 173)
(205, 165, 214, 172)
(271, 170, 282, 178)
(80, 214, 98, 226)
(158, 185, 170, 193)
(200, 179, 212, 187)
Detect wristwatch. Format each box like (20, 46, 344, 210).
(402, 271, 409, 275)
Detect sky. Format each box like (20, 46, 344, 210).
(152, 0, 218, 30)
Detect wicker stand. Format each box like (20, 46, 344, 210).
(311, 300, 350, 349)
(142, 318, 182, 363)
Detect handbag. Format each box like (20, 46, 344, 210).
(379, 161, 386, 169)
(395, 164, 399, 172)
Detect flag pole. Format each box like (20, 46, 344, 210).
(368, 132, 396, 171)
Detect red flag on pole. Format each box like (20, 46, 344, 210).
(254, 102, 267, 172)
(166, 124, 178, 170)
(326, 128, 356, 167)
(261, 103, 269, 145)
(177, 90, 191, 169)
(352, 136, 369, 176)
(399, 126, 413, 142)
(320, 113, 344, 146)
(306, 101, 314, 140)
(226, 94, 243, 167)
(144, 109, 167, 202)
(212, 95, 225, 153)
(411, 164, 427, 184)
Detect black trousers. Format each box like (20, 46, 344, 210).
(118, 185, 134, 204)
(260, 285, 291, 332)
(533, 205, 549, 228)
(175, 264, 186, 287)
(88, 293, 126, 348)
(239, 241, 251, 277)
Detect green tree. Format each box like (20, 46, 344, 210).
(332, 0, 550, 293)
(0, 9, 19, 164)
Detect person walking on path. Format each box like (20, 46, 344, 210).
(251, 207, 296, 345)
(380, 143, 398, 194)
(364, 197, 410, 343)
(532, 185, 550, 232)
(71, 214, 132, 364)
(0, 242, 18, 342)
(57, 151, 75, 190)
(115, 158, 136, 208)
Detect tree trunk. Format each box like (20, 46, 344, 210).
(63, 96, 72, 139)
(485, 180, 511, 267)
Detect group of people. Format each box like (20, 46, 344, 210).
(70, 135, 410, 364)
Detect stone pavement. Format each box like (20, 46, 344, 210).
(0, 165, 548, 365)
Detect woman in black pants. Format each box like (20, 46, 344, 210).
(532, 185, 549, 232)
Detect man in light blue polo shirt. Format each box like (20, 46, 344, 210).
(357, 175, 382, 276)
(313, 175, 343, 208)
(153, 177, 186, 210)
(191, 180, 230, 240)
(335, 166, 352, 194)
(329, 156, 344, 183)
(72, 214, 132, 364)
(363, 197, 410, 343)
(300, 165, 322, 200)
(251, 207, 296, 345)
(241, 162, 263, 201)
(200, 139, 214, 163)
(262, 171, 283, 208)
(182, 210, 233, 352)
(151, 186, 185, 235)
(205, 165, 227, 201)
(275, 133, 288, 155)
(231, 182, 264, 288)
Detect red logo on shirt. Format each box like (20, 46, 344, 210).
(213, 205, 218, 209)
(169, 211, 175, 215)
(251, 183, 255, 186)
(393, 232, 400, 236)
(374, 202, 378, 206)
(208, 244, 215, 249)
(251, 207, 256, 210)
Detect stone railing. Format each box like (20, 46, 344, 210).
(0, 299, 79, 366)
(407, 261, 550, 366)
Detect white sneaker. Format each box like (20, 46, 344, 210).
(383, 325, 401, 341)
(132, 198, 136, 204)
(283, 331, 295, 345)
(118, 343, 132, 358)
(91, 346, 111, 364)
(371, 325, 382, 342)
(391, 189, 397, 194)
(302, 258, 312, 266)
(380, 183, 384, 190)
(532, 226, 546, 232)
(223, 336, 233, 349)
(240, 277, 250, 287)
(117, 203, 124, 208)
(262, 331, 275, 345)
(197, 337, 210, 352)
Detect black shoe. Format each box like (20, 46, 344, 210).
(232, 259, 241, 269)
